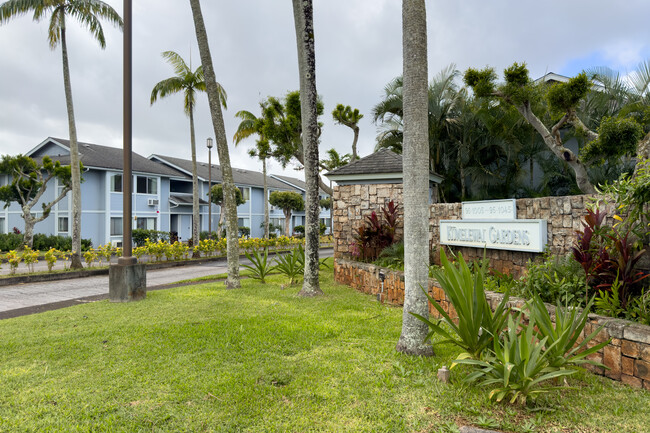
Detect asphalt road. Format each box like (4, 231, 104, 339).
(0, 248, 333, 320)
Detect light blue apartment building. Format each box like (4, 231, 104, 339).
(1, 137, 329, 247)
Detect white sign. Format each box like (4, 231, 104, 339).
(462, 199, 516, 220)
(440, 220, 547, 253)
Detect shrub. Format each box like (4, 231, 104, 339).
(374, 242, 404, 270)
(6, 250, 20, 274)
(21, 246, 38, 273)
(0, 233, 24, 252)
(84, 250, 97, 267)
(274, 246, 304, 285)
(457, 315, 576, 405)
(44, 248, 58, 272)
(293, 225, 305, 237)
(413, 249, 511, 360)
(238, 226, 250, 237)
(352, 200, 400, 261)
(132, 229, 169, 247)
(242, 249, 274, 283)
(517, 253, 587, 307)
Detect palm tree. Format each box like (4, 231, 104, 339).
(396, 0, 433, 356)
(292, 0, 323, 297)
(150, 50, 226, 256)
(188, 0, 240, 289)
(233, 109, 271, 239)
(0, 0, 122, 269)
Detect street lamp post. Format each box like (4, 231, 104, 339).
(207, 137, 213, 237)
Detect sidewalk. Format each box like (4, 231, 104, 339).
(0, 248, 333, 320)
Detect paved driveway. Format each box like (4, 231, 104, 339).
(0, 248, 333, 319)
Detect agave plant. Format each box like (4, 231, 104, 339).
(412, 249, 511, 360)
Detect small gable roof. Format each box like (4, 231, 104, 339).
(325, 148, 443, 185)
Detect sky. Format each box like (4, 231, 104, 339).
(1, 0, 649, 179)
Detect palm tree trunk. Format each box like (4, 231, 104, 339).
(284, 209, 291, 237)
(396, 0, 433, 356)
(61, 19, 83, 269)
(263, 157, 269, 239)
(292, 0, 323, 297)
(189, 106, 200, 257)
(189, 0, 240, 289)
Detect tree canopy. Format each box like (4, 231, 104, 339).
(269, 190, 304, 235)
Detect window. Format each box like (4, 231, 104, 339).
(136, 176, 157, 194)
(58, 217, 69, 233)
(0, 217, 4, 233)
(136, 217, 157, 231)
(237, 218, 250, 228)
(111, 174, 123, 192)
(239, 187, 250, 202)
(110, 217, 123, 236)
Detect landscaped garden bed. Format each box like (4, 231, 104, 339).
(0, 262, 648, 432)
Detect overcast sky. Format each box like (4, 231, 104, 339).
(1, 0, 649, 178)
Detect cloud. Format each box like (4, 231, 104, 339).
(1, 0, 649, 175)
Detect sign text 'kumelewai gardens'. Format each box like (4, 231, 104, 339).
(439, 199, 547, 253)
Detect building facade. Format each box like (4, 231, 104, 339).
(1, 137, 329, 247)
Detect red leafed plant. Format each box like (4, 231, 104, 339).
(352, 200, 401, 261)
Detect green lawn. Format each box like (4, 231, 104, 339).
(0, 263, 648, 432)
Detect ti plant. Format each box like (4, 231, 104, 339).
(242, 248, 274, 284)
(412, 249, 511, 360)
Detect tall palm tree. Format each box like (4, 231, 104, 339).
(396, 0, 433, 356)
(292, 0, 323, 297)
(150, 50, 226, 255)
(188, 0, 240, 289)
(233, 109, 271, 239)
(0, 0, 122, 269)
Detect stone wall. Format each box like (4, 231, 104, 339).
(429, 195, 618, 278)
(332, 184, 619, 277)
(332, 183, 403, 258)
(334, 257, 650, 389)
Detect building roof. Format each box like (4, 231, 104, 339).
(33, 137, 183, 178)
(269, 174, 328, 196)
(149, 154, 299, 192)
(169, 194, 209, 206)
(325, 148, 443, 185)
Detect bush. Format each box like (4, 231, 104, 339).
(293, 225, 305, 237)
(352, 200, 401, 261)
(132, 229, 169, 246)
(374, 242, 404, 270)
(238, 226, 250, 237)
(0, 233, 23, 251)
(515, 253, 587, 307)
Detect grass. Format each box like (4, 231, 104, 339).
(0, 261, 648, 432)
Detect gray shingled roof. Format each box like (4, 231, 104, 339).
(270, 174, 328, 195)
(169, 194, 209, 205)
(325, 148, 403, 176)
(150, 154, 299, 192)
(44, 137, 183, 178)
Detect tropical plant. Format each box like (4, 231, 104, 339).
(0, 0, 123, 269)
(234, 109, 272, 239)
(151, 50, 227, 255)
(413, 249, 511, 360)
(457, 315, 576, 405)
(526, 294, 610, 369)
(0, 155, 73, 248)
(6, 250, 20, 274)
(83, 249, 96, 267)
(518, 253, 587, 307)
(44, 247, 58, 272)
(269, 191, 304, 236)
(352, 200, 401, 261)
(209, 185, 245, 240)
(21, 246, 38, 273)
(242, 248, 274, 283)
(374, 241, 405, 270)
(274, 247, 304, 285)
(332, 104, 363, 160)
